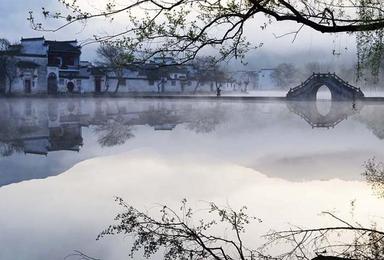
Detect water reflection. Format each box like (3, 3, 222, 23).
(356, 104, 384, 139)
(1, 98, 384, 187)
(0, 99, 83, 156)
(1, 98, 384, 259)
(287, 100, 362, 128)
(1, 150, 384, 260)
(0, 100, 370, 156)
(0, 99, 228, 157)
(363, 158, 384, 198)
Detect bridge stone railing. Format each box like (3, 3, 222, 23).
(287, 73, 364, 100)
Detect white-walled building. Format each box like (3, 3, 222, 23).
(257, 68, 276, 90)
(0, 37, 86, 94)
(0, 37, 240, 95)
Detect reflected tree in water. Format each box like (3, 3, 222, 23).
(93, 116, 134, 147)
(97, 198, 384, 260)
(357, 106, 384, 140)
(0, 108, 24, 156)
(185, 105, 226, 134)
(0, 141, 23, 157)
(97, 198, 263, 260)
(264, 211, 384, 260)
(0, 114, 24, 156)
(363, 158, 384, 198)
(97, 157, 384, 260)
(96, 197, 384, 260)
(139, 107, 181, 128)
(261, 160, 384, 260)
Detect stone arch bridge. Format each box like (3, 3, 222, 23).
(286, 73, 364, 101)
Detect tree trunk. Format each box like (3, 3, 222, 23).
(115, 69, 123, 93)
(0, 75, 5, 94)
(102, 77, 110, 93)
(193, 81, 201, 94)
(114, 80, 120, 93)
(7, 77, 12, 94)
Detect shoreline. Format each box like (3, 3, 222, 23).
(1, 94, 384, 102)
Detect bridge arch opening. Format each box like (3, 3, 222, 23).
(316, 85, 332, 100)
(316, 85, 332, 116)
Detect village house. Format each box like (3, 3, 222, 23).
(1, 36, 272, 95)
(101, 61, 200, 94)
(0, 37, 204, 95)
(0, 37, 85, 94)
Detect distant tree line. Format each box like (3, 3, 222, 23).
(96, 43, 233, 94)
(269, 61, 366, 90)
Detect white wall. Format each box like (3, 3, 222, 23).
(105, 78, 158, 93)
(258, 69, 276, 90)
(8, 56, 47, 94)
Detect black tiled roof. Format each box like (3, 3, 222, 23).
(21, 37, 45, 41)
(16, 61, 40, 68)
(45, 41, 81, 53)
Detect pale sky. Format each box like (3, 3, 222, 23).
(0, 0, 357, 66)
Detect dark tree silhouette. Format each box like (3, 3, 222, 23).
(93, 197, 384, 260)
(264, 210, 384, 260)
(191, 56, 219, 94)
(0, 38, 17, 94)
(261, 159, 384, 260)
(28, 1, 384, 73)
(92, 159, 384, 260)
(96, 43, 134, 93)
(97, 198, 263, 260)
(271, 63, 299, 89)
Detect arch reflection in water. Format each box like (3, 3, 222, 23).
(1, 98, 383, 189)
(287, 100, 363, 128)
(316, 100, 332, 116)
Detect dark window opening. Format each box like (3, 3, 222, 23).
(118, 78, 126, 86)
(24, 79, 32, 93)
(67, 82, 75, 93)
(95, 77, 102, 93)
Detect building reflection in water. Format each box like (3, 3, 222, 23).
(0, 100, 84, 156)
(1, 99, 384, 158)
(2, 98, 384, 188)
(0, 99, 226, 157)
(2, 98, 384, 159)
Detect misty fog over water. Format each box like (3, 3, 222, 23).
(1, 98, 384, 259)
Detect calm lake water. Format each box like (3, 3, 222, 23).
(1, 98, 384, 259)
